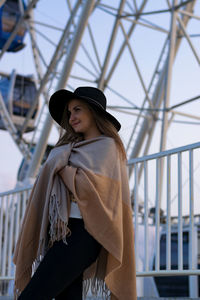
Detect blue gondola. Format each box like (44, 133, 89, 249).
(0, 0, 27, 52)
(0, 72, 38, 131)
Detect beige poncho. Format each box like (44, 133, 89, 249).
(13, 136, 137, 300)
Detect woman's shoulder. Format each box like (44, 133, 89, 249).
(101, 136, 127, 163)
(100, 135, 116, 146)
(94, 135, 117, 152)
(47, 143, 72, 159)
(99, 136, 120, 159)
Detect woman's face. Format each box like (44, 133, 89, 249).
(68, 98, 101, 140)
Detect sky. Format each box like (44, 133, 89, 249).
(0, 0, 200, 200)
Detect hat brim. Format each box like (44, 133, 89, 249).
(49, 89, 121, 131)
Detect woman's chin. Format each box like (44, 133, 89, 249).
(73, 128, 83, 134)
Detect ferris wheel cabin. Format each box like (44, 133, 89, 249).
(0, 0, 27, 52)
(0, 71, 38, 131)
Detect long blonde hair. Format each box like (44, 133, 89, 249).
(55, 102, 127, 160)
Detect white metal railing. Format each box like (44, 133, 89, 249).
(0, 186, 32, 284)
(128, 141, 200, 278)
(1, 141, 200, 295)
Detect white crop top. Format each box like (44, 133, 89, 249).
(69, 201, 82, 218)
(69, 192, 82, 219)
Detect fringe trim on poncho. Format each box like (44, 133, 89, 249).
(48, 192, 111, 299)
(83, 277, 111, 300)
(48, 193, 71, 247)
(22, 191, 110, 300)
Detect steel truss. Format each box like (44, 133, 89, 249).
(0, 0, 199, 184)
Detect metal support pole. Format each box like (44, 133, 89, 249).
(19, 0, 81, 135)
(105, 0, 148, 85)
(25, 0, 95, 180)
(0, 93, 31, 159)
(7, 70, 16, 114)
(157, 0, 177, 206)
(177, 15, 200, 65)
(98, 0, 126, 90)
(119, 22, 153, 109)
(128, 61, 166, 176)
(128, 0, 196, 178)
(160, 0, 177, 151)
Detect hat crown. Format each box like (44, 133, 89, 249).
(74, 87, 106, 110)
(49, 86, 121, 131)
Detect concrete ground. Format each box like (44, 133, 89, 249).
(0, 297, 200, 300)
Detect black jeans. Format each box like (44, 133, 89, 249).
(18, 218, 102, 300)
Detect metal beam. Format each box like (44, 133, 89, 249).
(119, 21, 153, 109)
(25, 0, 95, 180)
(177, 15, 200, 65)
(19, 0, 81, 135)
(160, 0, 178, 151)
(98, 0, 126, 90)
(105, 0, 148, 85)
(128, 0, 196, 176)
(0, 93, 31, 160)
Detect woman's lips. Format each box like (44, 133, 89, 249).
(72, 122, 80, 127)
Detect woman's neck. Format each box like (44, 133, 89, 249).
(83, 128, 102, 140)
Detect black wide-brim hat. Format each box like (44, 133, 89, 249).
(49, 86, 121, 131)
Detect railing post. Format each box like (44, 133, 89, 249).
(166, 155, 171, 270)
(189, 149, 198, 298)
(134, 163, 139, 271)
(144, 161, 149, 271)
(178, 152, 183, 271)
(155, 158, 161, 271)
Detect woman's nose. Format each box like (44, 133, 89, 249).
(69, 113, 75, 123)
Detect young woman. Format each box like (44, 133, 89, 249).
(13, 86, 137, 300)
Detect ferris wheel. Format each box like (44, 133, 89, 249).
(0, 0, 200, 188)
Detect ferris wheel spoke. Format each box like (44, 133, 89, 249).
(0, 0, 199, 187)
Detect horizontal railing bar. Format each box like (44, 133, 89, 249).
(0, 185, 32, 197)
(2, 268, 200, 281)
(1, 142, 200, 196)
(0, 276, 15, 280)
(136, 270, 200, 277)
(128, 141, 200, 165)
